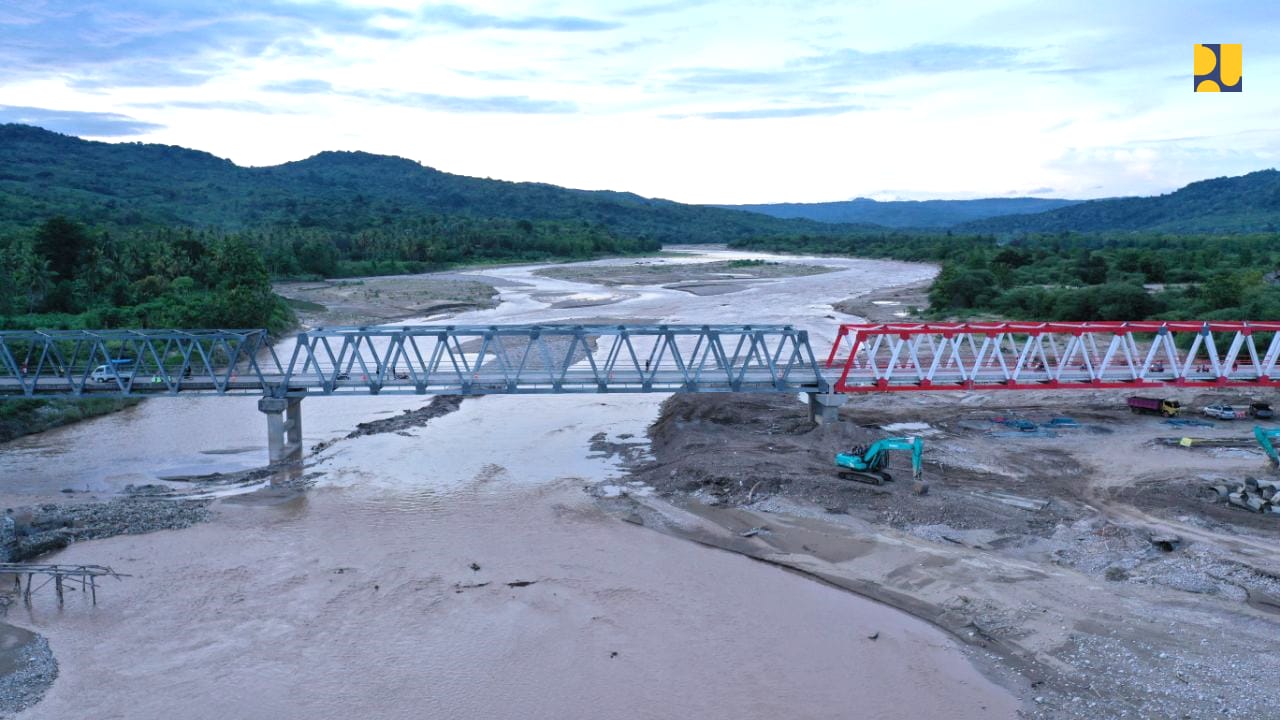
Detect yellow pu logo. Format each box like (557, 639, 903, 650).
(1195, 44, 1241, 92)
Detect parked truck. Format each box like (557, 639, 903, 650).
(1127, 396, 1181, 417)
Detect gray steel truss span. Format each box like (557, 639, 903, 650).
(0, 325, 830, 399)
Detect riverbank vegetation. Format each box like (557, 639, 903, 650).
(0, 397, 141, 443)
(730, 232, 1280, 321)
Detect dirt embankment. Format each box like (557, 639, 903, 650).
(608, 389, 1280, 719)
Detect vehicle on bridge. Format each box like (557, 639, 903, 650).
(1127, 396, 1181, 417)
(834, 436, 923, 485)
(90, 359, 134, 383)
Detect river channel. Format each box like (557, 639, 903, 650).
(2, 247, 1019, 719)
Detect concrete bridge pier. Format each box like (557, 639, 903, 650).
(258, 396, 303, 464)
(806, 392, 846, 424)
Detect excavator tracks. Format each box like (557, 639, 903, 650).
(838, 469, 892, 486)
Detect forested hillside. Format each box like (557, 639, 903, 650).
(0, 124, 860, 243)
(719, 197, 1080, 227)
(961, 170, 1280, 234)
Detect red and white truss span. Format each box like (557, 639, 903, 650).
(825, 321, 1280, 393)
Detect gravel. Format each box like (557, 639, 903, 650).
(2, 498, 212, 563)
(0, 633, 57, 719)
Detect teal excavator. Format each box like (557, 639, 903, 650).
(835, 437, 923, 485)
(1257, 426, 1280, 469)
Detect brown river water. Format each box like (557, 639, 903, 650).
(2, 247, 1018, 719)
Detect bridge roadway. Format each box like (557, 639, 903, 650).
(3, 321, 1277, 462)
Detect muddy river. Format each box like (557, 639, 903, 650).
(1, 247, 1020, 718)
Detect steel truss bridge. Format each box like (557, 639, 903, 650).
(5, 321, 1279, 399)
(0, 325, 829, 398)
(827, 321, 1280, 392)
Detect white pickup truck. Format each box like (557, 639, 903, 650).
(89, 363, 135, 383)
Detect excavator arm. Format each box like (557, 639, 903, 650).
(1257, 426, 1280, 468)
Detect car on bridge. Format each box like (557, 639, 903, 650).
(1201, 404, 1237, 420)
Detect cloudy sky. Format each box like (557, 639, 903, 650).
(1, 0, 1278, 203)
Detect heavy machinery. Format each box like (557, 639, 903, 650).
(1257, 426, 1280, 469)
(835, 436, 923, 485)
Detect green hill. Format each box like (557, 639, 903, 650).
(0, 124, 867, 242)
(960, 169, 1280, 234)
(718, 197, 1080, 228)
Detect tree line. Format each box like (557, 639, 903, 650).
(0, 217, 292, 331)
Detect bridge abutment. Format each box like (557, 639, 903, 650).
(258, 396, 303, 464)
(806, 392, 845, 424)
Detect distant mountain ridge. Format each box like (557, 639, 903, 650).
(3, 124, 1279, 239)
(959, 169, 1280, 234)
(0, 124, 870, 242)
(718, 197, 1082, 228)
